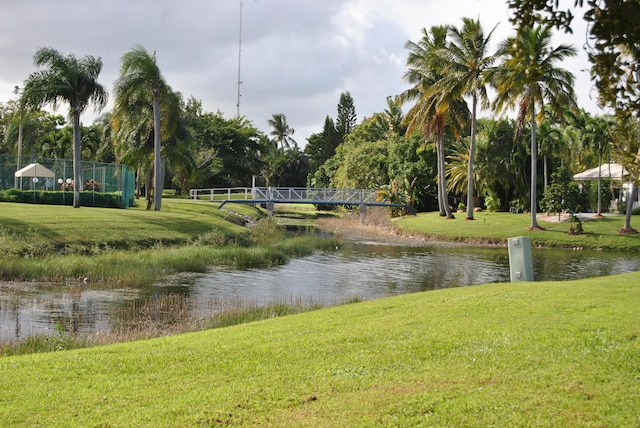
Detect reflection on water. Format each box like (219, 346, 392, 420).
(1, 239, 639, 342)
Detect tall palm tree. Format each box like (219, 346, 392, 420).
(437, 18, 498, 219)
(267, 113, 296, 150)
(609, 116, 640, 232)
(401, 26, 470, 219)
(491, 26, 577, 229)
(113, 45, 170, 210)
(21, 47, 107, 207)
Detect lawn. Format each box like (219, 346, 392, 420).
(0, 199, 259, 250)
(0, 272, 638, 427)
(395, 211, 640, 251)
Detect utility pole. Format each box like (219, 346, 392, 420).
(236, 1, 243, 118)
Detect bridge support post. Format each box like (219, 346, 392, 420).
(266, 201, 274, 219)
(359, 204, 367, 225)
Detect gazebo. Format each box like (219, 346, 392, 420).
(14, 163, 56, 190)
(573, 162, 639, 211)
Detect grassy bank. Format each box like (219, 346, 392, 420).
(0, 200, 340, 285)
(0, 199, 257, 256)
(1, 272, 638, 427)
(395, 211, 640, 251)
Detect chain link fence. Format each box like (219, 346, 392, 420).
(0, 155, 135, 208)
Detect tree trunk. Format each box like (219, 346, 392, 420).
(529, 106, 540, 229)
(438, 133, 454, 219)
(434, 136, 445, 216)
(466, 95, 477, 220)
(623, 185, 637, 230)
(72, 108, 82, 208)
(596, 148, 603, 215)
(152, 90, 162, 211)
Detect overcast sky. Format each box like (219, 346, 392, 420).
(0, 0, 597, 145)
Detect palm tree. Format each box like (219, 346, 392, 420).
(537, 106, 565, 188)
(491, 26, 577, 229)
(584, 114, 612, 216)
(609, 116, 640, 233)
(113, 45, 170, 210)
(446, 133, 486, 201)
(373, 95, 405, 138)
(437, 18, 498, 219)
(401, 26, 470, 219)
(21, 47, 107, 207)
(267, 113, 296, 150)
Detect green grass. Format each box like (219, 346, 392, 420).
(396, 211, 640, 251)
(0, 272, 638, 427)
(0, 199, 257, 255)
(0, 200, 341, 284)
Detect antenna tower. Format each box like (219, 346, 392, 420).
(236, 1, 243, 118)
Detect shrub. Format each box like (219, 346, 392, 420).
(0, 189, 124, 208)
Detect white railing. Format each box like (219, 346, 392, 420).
(252, 187, 378, 204)
(189, 187, 253, 202)
(189, 186, 388, 207)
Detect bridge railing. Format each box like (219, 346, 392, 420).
(189, 187, 253, 202)
(252, 187, 378, 204)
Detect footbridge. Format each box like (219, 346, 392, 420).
(189, 186, 415, 220)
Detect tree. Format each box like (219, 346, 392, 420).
(113, 46, 170, 210)
(305, 115, 341, 172)
(437, 17, 498, 219)
(336, 91, 357, 138)
(267, 113, 296, 150)
(537, 110, 564, 188)
(609, 117, 640, 233)
(507, 1, 640, 145)
(475, 118, 531, 211)
(261, 147, 310, 187)
(184, 105, 266, 189)
(540, 166, 582, 219)
(401, 26, 470, 219)
(491, 25, 577, 229)
(332, 118, 392, 189)
(445, 133, 486, 204)
(21, 47, 107, 207)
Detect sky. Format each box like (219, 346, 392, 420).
(0, 0, 598, 146)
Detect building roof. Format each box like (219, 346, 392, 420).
(573, 163, 628, 181)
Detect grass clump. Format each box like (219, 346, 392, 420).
(0, 272, 638, 426)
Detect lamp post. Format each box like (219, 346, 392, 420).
(32, 177, 38, 203)
(58, 178, 65, 205)
(13, 86, 23, 189)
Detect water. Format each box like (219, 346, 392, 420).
(2, 239, 640, 342)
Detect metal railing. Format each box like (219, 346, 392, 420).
(189, 187, 253, 201)
(252, 187, 378, 204)
(190, 186, 378, 204)
(190, 185, 415, 215)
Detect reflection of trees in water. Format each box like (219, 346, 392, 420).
(109, 294, 195, 336)
(48, 293, 96, 336)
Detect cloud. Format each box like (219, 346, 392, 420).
(0, 0, 598, 144)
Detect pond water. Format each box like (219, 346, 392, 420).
(1, 238, 640, 342)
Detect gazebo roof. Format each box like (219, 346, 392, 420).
(573, 163, 628, 181)
(14, 163, 55, 178)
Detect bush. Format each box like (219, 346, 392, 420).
(588, 179, 613, 212)
(0, 189, 124, 208)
